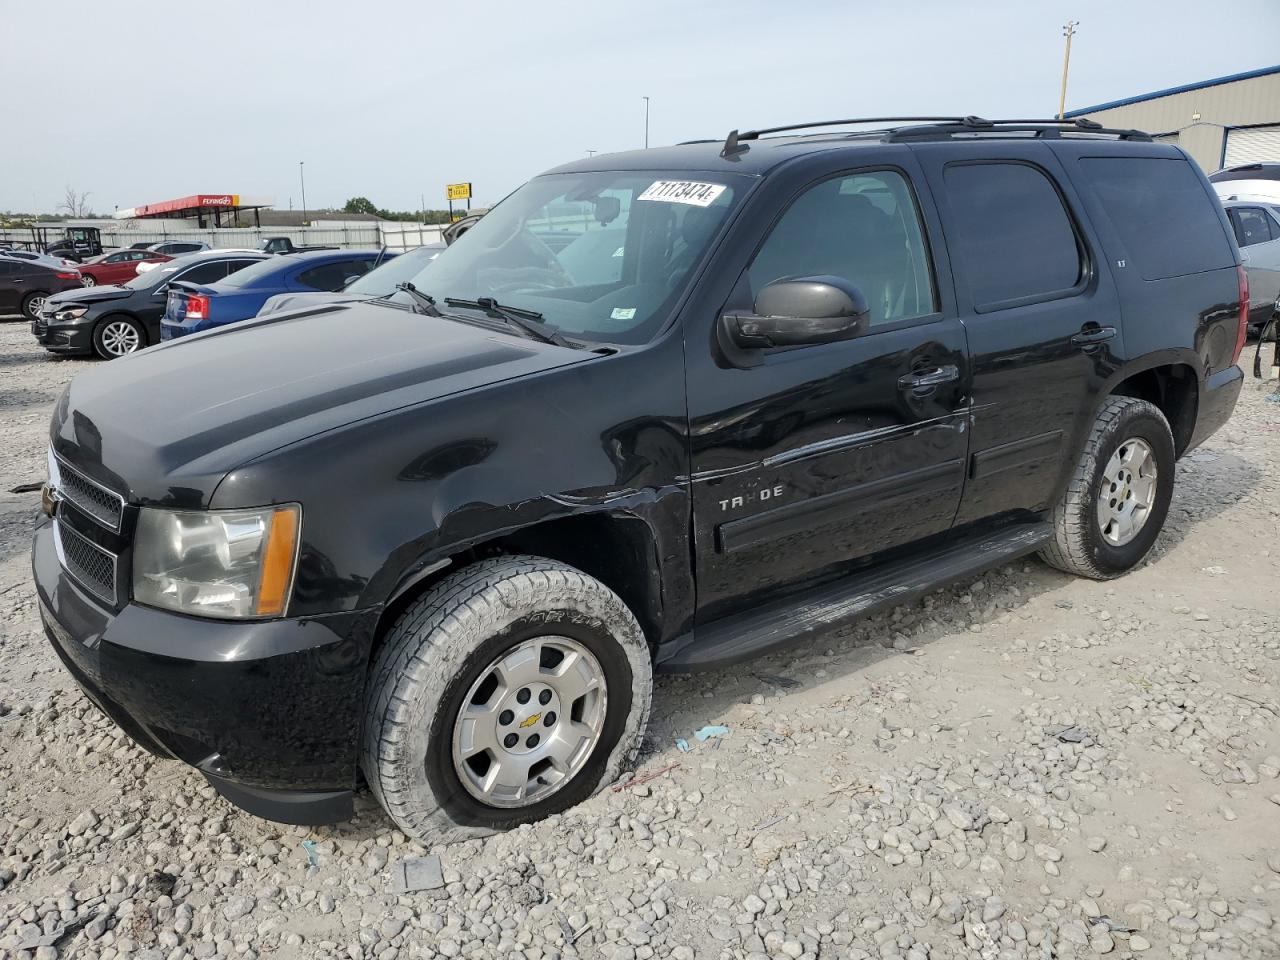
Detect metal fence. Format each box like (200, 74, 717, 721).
(0, 223, 446, 252)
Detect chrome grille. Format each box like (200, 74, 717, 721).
(54, 456, 125, 531)
(55, 521, 118, 605)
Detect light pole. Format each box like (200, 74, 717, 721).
(1058, 21, 1079, 120)
(299, 161, 308, 227)
(642, 96, 650, 148)
(586, 149, 597, 157)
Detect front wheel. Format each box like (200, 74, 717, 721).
(93, 316, 145, 359)
(1040, 395, 1175, 579)
(80, 274, 97, 287)
(361, 556, 652, 844)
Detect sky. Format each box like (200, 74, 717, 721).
(3, 0, 1278, 215)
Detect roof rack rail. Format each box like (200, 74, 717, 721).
(718, 115, 1151, 156)
(720, 117, 970, 157)
(881, 116, 1152, 143)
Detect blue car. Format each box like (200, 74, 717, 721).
(161, 249, 394, 340)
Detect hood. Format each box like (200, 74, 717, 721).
(50, 302, 593, 507)
(258, 291, 372, 317)
(45, 284, 133, 308)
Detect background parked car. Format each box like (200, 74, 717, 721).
(34, 250, 269, 359)
(1211, 162, 1280, 205)
(77, 249, 171, 287)
(0, 258, 83, 320)
(0, 248, 79, 271)
(257, 244, 441, 316)
(147, 240, 211, 256)
(161, 249, 390, 339)
(1223, 199, 1280, 335)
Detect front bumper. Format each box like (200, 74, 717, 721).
(31, 317, 94, 355)
(32, 520, 379, 825)
(1187, 363, 1244, 452)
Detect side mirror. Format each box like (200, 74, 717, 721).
(724, 276, 870, 349)
(343, 275, 360, 287)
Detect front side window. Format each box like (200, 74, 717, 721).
(944, 162, 1082, 309)
(1231, 207, 1276, 247)
(389, 170, 747, 344)
(748, 169, 935, 326)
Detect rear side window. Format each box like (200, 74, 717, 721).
(943, 162, 1082, 309)
(175, 261, 234, 285)
(297, 259, 371, 291)
(1077, 157, 1234, 280)
(1230, 207, 1276, 247)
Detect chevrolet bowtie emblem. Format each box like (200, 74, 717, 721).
(40, 484, 59, 519)
(519, 713, 540, 729)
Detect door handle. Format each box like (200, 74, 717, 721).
(1071, 325, 1117, 348)
(898, 364, 959, 390)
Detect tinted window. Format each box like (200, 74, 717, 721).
(105, 252, 128, 263)
(943, 162, 1081, 308)
(1232, 207, 1275, 247)
(748, 170, 935, 325)
(175, 261, 235, 285)
(1078, 157, 1234, 280)
(297, 259, 371, 291)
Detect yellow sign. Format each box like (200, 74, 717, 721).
(446, 182, 472, 201)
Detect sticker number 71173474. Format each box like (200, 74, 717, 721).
(636, 181, 727, 207)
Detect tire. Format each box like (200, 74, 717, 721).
(1040, 395, 1175, 580)
(92, 315, 145, 359)
(80, 274, 97, 287)
(20, 292, 49, 321)
(361, 555, 652, 844)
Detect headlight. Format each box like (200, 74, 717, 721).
(53, 306, 88, 321)
(132, 504, 301, 619)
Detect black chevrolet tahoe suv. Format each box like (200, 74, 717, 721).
(33, 117, 1246, 842)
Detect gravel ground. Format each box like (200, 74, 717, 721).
(1, 320, 1278, 960)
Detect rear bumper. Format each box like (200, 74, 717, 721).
(1186, 364, 1243, 452)
(32, 520, 378, 825)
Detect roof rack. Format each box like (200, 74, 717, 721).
(719, 115, 1151, 157)
(720, 117, 968, 157)
(883, 116, 1152, 143)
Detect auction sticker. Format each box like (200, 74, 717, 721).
(637, 180, 726, 207)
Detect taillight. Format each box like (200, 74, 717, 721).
(55, 271, 79, 280)
(186, 294, 210, 321)
(1233, 264, 1249, 365)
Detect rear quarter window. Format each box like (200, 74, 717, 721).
(1077, 157, 1235, 280)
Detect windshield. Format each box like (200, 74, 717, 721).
(388, 171, 746, 344)
(345, 246, 443, 295)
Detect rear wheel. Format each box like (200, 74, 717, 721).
(93, 316, 145, 359)
(20, 292, 48, 321)
(1040, 395, 1175, 579)
(361, 556, 652, 844)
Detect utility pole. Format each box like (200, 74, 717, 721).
(1058, 20, 1079, 120)
(586, 149, 597, 157)
(642, 96, 650, 148)
(299, 161, 308, 227)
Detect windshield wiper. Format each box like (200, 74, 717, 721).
(391, 282, 444, 316)
(444, 296, 576, 348)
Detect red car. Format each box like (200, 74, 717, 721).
(77, 249, 172, 287)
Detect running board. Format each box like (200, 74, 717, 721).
(657, 521, 1052, 672)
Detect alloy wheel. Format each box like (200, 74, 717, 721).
(1096, 438, 1158, 547)
(100, 321, 141, 357)
(81, 275, 96, 287)
(451, 636, 607, 808)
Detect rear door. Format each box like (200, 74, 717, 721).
(913, 142, 1122, 526)
(686, 162, 970, 622)
(0, 261, 18, 313)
